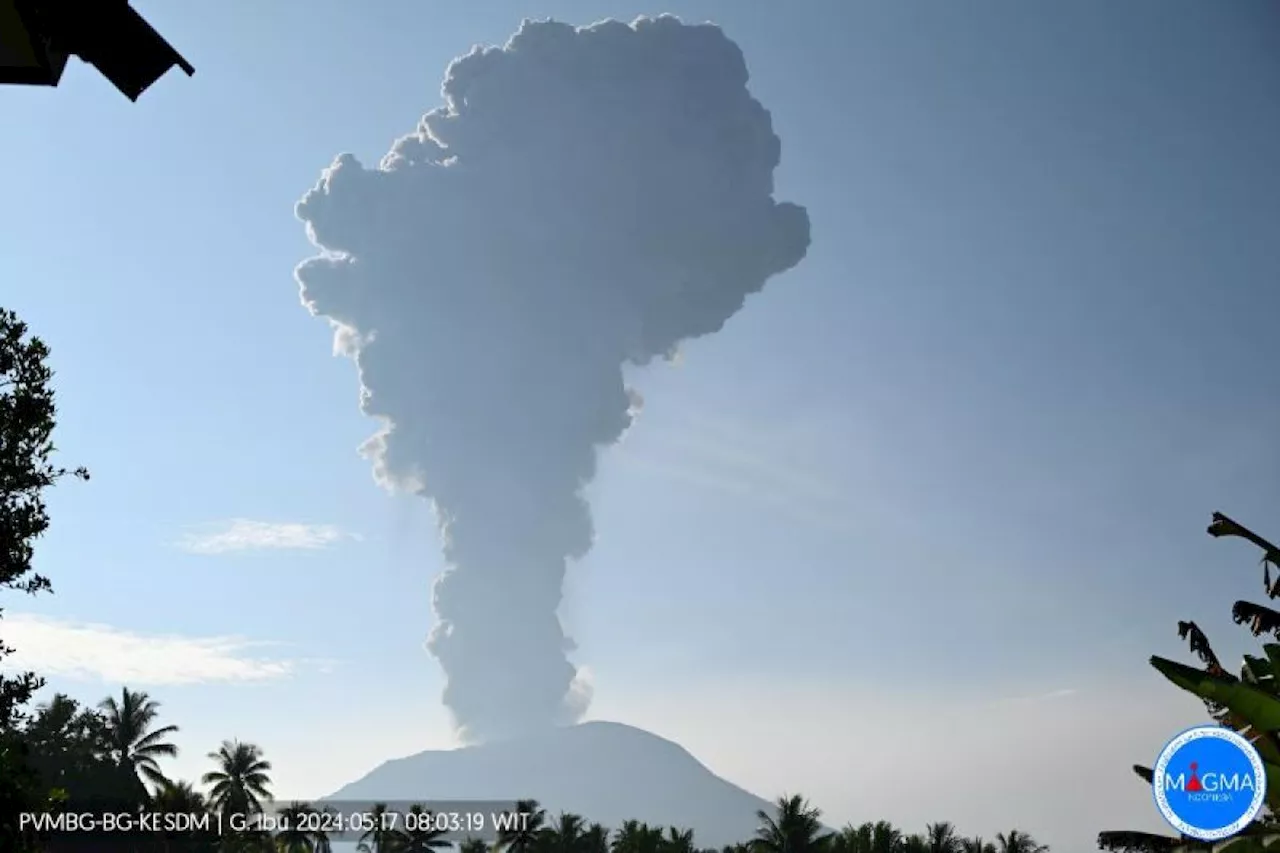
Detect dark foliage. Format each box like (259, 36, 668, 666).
(1208, 512, 1280, 600)
(1232, 601, 1280, 638)
(1096, 831, 1192, 853)
(1175, 622, 1224, 675)
(0, 309, 89, 852)
(0, 309, 88, 726)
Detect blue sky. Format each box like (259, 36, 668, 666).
(2, 1, 1278, 850)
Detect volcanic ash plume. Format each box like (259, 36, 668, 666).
(294, 15, 810, 743)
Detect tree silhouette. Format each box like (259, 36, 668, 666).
(900, 835, 927, 853)
(994, 830, 1047, 853)
(0, 309, 88, 853)
(546, 812, 587, 853)
(961, 838, 996, 853)
(154, 778, 207, 814)
(393, 804, 453, 852)
(152, 779, 218, 852)
(202, 739, 273, 818)
(98, 687, 180, 790)
(357, 802, 401, 853)
(274, 801, 334, 853)
(0, 308, 88, 727)
(752, 795, 831, 853)
(500, 799, 549, 853)
(613, 820, 664, 853)
(583, 822, 610, 853)
(665, 827, 697, 853)
(925, 823, 961, 853)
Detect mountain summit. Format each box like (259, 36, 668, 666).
(327, 721, 775, 848)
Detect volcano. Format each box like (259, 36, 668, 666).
(325, 721, 776, 847)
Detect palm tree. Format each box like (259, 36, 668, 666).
(275, 802, 319, 852)
(461, 837, 492, 853)
(829, 821, 899, 853)
(97, 687, 179, 789)
(202, 739, 273, 818)
(150, 779, 214, 853)
(357, 802, 400, 853)
(393, 804, 453, 853)
(900, 835, 927, 853)
(866, 822, 901, 853)
(545, 813, 587, 853)
(612, 820, 642, 853)
(583, 822, 610, 853)
(24, 693, 102, 784)
(612, 821, 663, 853)
(925, 823, 961, 853)
(153, 779, 207, 814)
(752, 795, 831, 853)
(994, 831, 1047, 853)
(825, 825, 861, 853)
(665, 828, 697, 853)
(33, 693, 79, 733)
(310, 806, 336, 853)
(499, 799, 548, 853)
(960, 838, 996, 853)
(220, 830, 275, 853)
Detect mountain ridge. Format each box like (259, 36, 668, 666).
(325, 720, 776, 848)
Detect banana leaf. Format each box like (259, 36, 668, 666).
(1263, 645, 1280, 675)
(1151, 657, 1280, 734)
(1267, 762, 1280, 811)
(1219, 840, 1271, 853)
(1234, 602, 1280, 639)
(1149, 657, 1280, 770)
(1244, 656, 1275, 686)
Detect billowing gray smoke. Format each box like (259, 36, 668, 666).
(294, 15, 810, 743)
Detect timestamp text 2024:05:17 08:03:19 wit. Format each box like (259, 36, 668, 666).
(17, 807, 538, 838)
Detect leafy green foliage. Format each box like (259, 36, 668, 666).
(0, 308, 88, 726)
(1098, 513, 1280, 852)
(0, 309, 88, 852)
(24, 693, 146, 804)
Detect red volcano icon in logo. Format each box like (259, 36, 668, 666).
(1186, 762, 1204, 793)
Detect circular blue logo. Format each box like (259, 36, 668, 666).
(1153, 725, 1266, 841)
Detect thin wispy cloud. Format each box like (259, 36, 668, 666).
(991, 686, 1080, 706)
(177, 519, 359, 555)
(614, 408, 887, 538)
(0, 613, 301, 685)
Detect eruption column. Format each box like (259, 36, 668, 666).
(294, 15, 810, 742)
